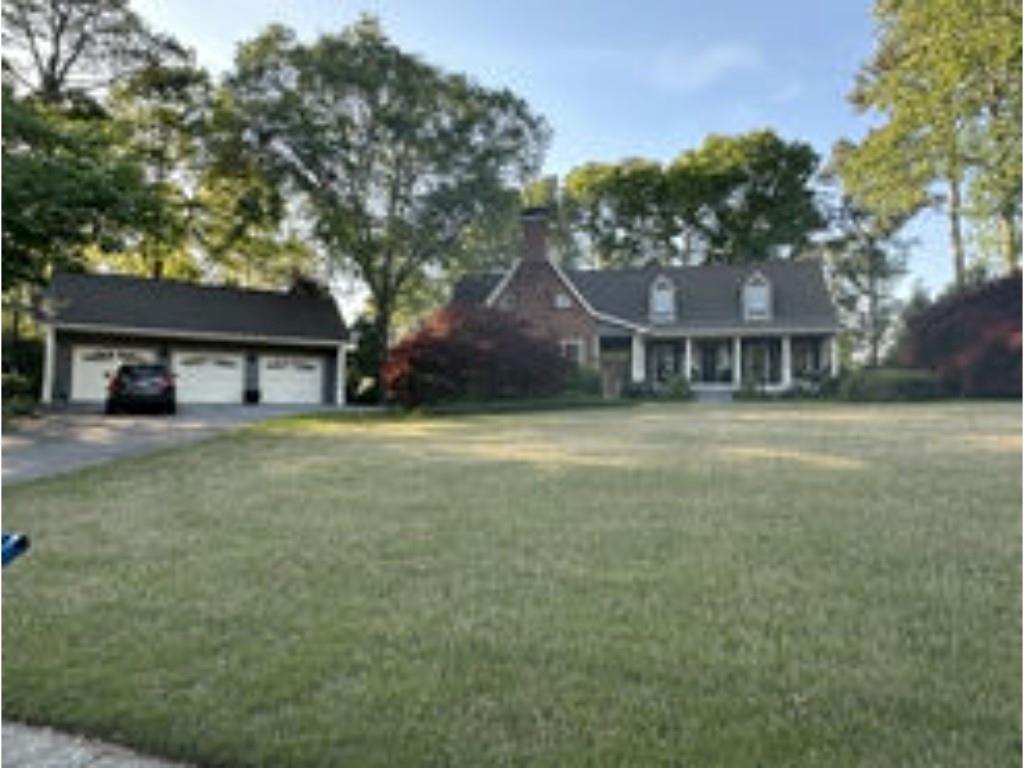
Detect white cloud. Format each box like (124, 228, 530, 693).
(651, 42, 763, 93)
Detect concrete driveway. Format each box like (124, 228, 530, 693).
(2, 404, 330, 485)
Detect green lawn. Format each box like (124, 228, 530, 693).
(3, 402, 1020, 767)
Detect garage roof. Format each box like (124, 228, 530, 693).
(45, 272, 348, 343)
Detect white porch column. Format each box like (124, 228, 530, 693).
(631, 334, 646, 383)
(732, 336, 742, 388)
(829, 336, 839, 378)
(335, 343, 347, 406)
(781, 335, 792, 389)
(41, 324, 55, 404)
(683, 337, 693, 382)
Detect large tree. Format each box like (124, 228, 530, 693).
(227, 18, 548, 368)
(559, 131, 824, 268)
(564, 159, 676, 267)
(668, 130, 824, 264)
(2, 86, 156, 290)
(838, 0, 1022, 286)
(823, 197, 909, 366)
(97, 63, 211, 280)
(2, 0, 185, 108)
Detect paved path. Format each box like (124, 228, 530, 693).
(2, 722, 187, 768)
(2, 404, 332, 485)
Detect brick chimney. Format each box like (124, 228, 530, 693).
(521, 207, 549, 263)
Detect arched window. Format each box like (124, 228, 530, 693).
(649, 276, 676, 323)
(743, 272, 772, 320)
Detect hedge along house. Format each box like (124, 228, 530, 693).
(40, 272, 350, 406)
(453, 208, 841, 397)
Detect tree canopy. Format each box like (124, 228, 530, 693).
(227, 17, 549, 365)
(556, 130, 824, 267)
(837, 0, 1022, 285)
(2, 0, 186, 108)
(1, 86, 157, 289)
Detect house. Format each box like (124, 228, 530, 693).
(39, 272, 350, 406)
(453, 209, 840, 397)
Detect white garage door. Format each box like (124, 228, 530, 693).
(71, 346, 158, 401)
(259, 355, 324, 404)
(171, 351, 245, 403)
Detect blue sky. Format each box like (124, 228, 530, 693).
(134, 0, 952, 295)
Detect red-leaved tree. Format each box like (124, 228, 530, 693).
(382, 306, 572, 407)
(895, 272, 1021, 397)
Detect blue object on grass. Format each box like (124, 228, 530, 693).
(2, 532, 30, 566)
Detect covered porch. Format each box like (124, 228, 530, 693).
(617, 333, 838, 393)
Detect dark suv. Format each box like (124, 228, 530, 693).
(106, 363, 177, 415)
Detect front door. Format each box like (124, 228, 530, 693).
(701, 345, 718, 383)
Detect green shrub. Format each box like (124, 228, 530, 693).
(837, 367, 951, 402)
(622, 377, 693, 401)
(621, 381, 655, 399)
(2, 373, 36, 400)
(666, 376, 693, 400)
(2, 395, 37, 418)
(563, 366, 602, 396)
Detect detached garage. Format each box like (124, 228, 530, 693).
(40, 272, 350, 407)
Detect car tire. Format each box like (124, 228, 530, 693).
(166, 402, 177, 415)
(105, 403, 117, 415)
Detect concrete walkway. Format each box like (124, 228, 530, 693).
(2, 722, 189, 767)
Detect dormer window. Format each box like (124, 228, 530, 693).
(553, 291, 572, 309)
(649, 276, 676, 324)
(743, 272, 772, 321)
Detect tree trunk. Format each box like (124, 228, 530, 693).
(867, 266, 880, 367)
(948, 177, 966, 288)
(1001, 208, 1021, 272)
(372, 300, 392, 404)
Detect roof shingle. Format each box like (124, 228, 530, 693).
(453, 259, 839, 332)
(46, 272, 347, 342)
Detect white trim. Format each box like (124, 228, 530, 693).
(547, 259, 600, 316)
(631, 334, 646, 383)
(547, 258, 649, 332)
(733, 337, 742, 387)
(782, 335, 792, 389)
(683, 337, 693, 383)
(41, 324, 55, 404)
(648, 326, 838, 339)
(53, 322, 344, 349)
(483, 260, 522, 307)
(339, 339, 352, 405)
(484, 257, 650, 333)
(830, 336, 840, 377)
(648, 274, 677, 324)
(742, 270, 773, 322)
(558, 337, 586, 365)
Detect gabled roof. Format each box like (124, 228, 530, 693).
(45, 272, 348, 343)
(453, 259, 839, 332)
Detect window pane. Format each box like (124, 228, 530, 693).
(745, 285, 769, 315)
(654, 289, 672, 313)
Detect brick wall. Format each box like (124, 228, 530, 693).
(493, 260, 599, 368)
